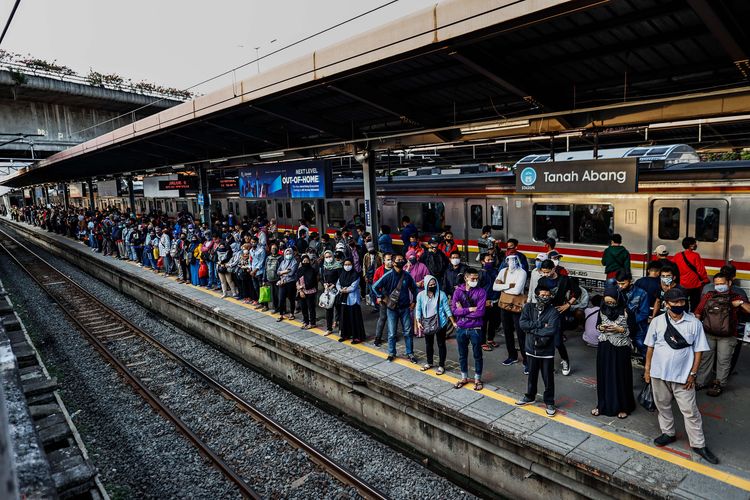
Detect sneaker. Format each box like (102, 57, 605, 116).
(653, 433, 677, 447)
(515, 396, 534, 406)
(387, 355, 395, 362)
(691, 447, 719, 464)
(502, 357, 518, 366)
(561, 360, 571, 376)
(523, 363, 529, 376)
(706, 381, 723, 397)
(546, 405, 557, 416)
(409, 355, 418, 364)
(373, 339, 382, 347)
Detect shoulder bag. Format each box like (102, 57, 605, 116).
(664, 314, 693, 350)
(386, 274, 405, 311)
(498, 269, 526, 313)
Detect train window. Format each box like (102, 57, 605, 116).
(658, 207, 681, 240)
(695, 207, 720, 242)
(398, 202, 446, 233)
(327, 201, 346, 228)
(276, 202, 283, 220)
(285, 202, 291, 219)
(490, 205, 504, 230)
(301, 201, 316, 224)
(573, 204, 613, 245)
(533, 204, 570, 242)
(470, 205, 483, 229)
(245, 201, 267, 221)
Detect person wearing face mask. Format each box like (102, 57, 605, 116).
(498, 238, 529, 273)
(263, 245, 281, 312)
(248, 237, 266, 307)
(296, 255, 319, 329)
(635, 260, 664, 318)
(526, 253, 549, 303)
(421, 237, 450, 283)
(373, 255, 418, 362)
(444, 251, 466, 298)
(337, 258, 366, 343)
(644, 288, 717, 464)
(276, 248, 298, 322)
(399, 216, 418, 249)
(437, 231, 457, 258)
(405, 249, 429, 289)
(371, 253, 394, 345)
(536, 259, 573, 376)
(407, 234, 424, 260)
(451, 268, 487, 391)
(651, 263, 685, 321)
(479, 253, 501, 351)
(175, 232, 189, 283)
(416, 275, 456, 374)
(694, 273, 750, 396)
(516, 284, 560, 416)
(495, 254, 529, 371)
(320, 250, 343, 335)
(235, 245, 253, 303)
(363, 242, 383, 312)
(546, 250, 568, 277)
(675, 237, 710, 312)
(591, 283, 635, 419)
(378, 225, 394, 255)
(615, 270, 650, 363)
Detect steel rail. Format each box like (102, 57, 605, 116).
(0, 226, 390, 500)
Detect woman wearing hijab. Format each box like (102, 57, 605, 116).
(415, 275, 456, 374)
(276, 248, 298, 321)
(337, 258, 365, 343)
(320, 250, 342, 335)
(296, 254, 319, 329)
(405, 249, 429, 288)
(592, 283, 636, 419)
(188, 235, 202, 286)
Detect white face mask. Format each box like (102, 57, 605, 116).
(343, 265, 353, 272)
(242, 250, 249, 255)
(450, 258, 461, 266)
(467, 280, 478, 288)
(325, 257, 333, 263)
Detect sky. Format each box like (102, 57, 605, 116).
(0, 0, 438, 94)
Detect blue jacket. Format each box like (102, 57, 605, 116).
(373, 269, 417, 309)
(378, 233, 394, 254)
(415, 274, 453, 329)
(622, 285, 650, 325)
(400, 223, 418, 246)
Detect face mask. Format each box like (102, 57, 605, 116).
(243, 250, 249, 255)
(551, 259, 560, 267)
(410, 241, 417, 246)
(508, 258, 518, 271)
(535, 261, 543, 270)
(343, 265, 353, 272)
(536, 295, 551, 305)
(669, 305, 686, 315)
(408, 257, 417, 264)
(467, 280, 478, 288)
(450, 258, 460, 266)
(484, 262, 494, 270)
(428, 285, 437, 293)
(661, 276, 673, 286)
(284, 254, 293, 260)
(325, 257, 333, 263)
(394, 261, 404, 269)
(715, 284, 729, 293)
(369, 249, 376, 254)
(302, 261, 310, 267)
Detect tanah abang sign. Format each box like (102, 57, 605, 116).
(239, 161, 329, 199)
(516, 158, 638, 193)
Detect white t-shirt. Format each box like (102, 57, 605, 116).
(645, 312, 710, 384)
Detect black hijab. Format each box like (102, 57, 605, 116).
(600, 282, 625, 321)
(338, 260, 359, 288)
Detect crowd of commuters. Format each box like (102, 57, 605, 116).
(9, 205, 743, 463)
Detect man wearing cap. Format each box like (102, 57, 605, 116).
(526, 253, 548, 304)
(421, 237, 450, 283)
(644, 287, 717, 464)
(654, 245, 671, 264)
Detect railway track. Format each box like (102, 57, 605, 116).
(0, 227, 389, 500)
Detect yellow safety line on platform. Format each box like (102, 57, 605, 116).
(125, 257, 750, 492)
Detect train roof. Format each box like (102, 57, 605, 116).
(514, 144, 700, 168)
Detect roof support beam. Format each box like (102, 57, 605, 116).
(687, 0, 750, 78)
(249, 105, 353, 141)
(202, 121, 282, 148)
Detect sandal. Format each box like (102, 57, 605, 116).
(488, 340, 499, 348)
(617, 412, 628, 419)
(481, 344, 493, 351)
(276, 316, 284, 322)
(420, 364, 432, 372)
(473, 380, 484, 391)
(591, 408, 600, 416)
(454, 378, 470, 389)
(436, 367, 445, 375)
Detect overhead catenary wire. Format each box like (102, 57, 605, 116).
(71, 0, 400, 137)
(0, 0, 22, 47)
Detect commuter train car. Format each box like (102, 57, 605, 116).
(85, 144, 750, 290)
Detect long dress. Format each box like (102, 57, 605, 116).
(337, 273, 366, 341)
(596, 311, 636, 416)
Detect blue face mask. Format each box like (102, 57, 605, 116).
(715, 284, 730, 293)
(535, 261, 543, 270)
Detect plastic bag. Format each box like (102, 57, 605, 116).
(157, 257, 164, 269)
(259, 285, 271, 304)
(198, 262, 208, 279)
(638, 382, 657, 412)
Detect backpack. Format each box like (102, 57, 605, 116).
(701, 292, 733, 337)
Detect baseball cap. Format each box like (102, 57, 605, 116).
(547, 250, 562, 260)
(655, 245, 668, 256)
(663, 287, 687, 302)
(535, 252, 548, 262)
(429, 236, 439, 244)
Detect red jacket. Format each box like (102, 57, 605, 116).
(674, 249, 708, 289)
(373, 264, 387, 284)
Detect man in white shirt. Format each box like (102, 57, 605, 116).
(494, 255, 529, 372)
(644, 287, 717, 464)
(526, 253, 548, 304)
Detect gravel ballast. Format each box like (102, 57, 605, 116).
(0, 226, 478, 500)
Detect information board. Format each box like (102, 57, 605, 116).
(158, 178, 197, 191)
(238, 161, 328, 199)
(515, 158, 638, 194)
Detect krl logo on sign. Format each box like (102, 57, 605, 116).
(520, 167, 537, 186)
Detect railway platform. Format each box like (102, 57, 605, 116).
(3, 217, 750, 500)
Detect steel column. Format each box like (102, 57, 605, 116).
(360, 150, 379, 250)
(198, 165, 211, 226)
(88, 178, 96, 212)
(127, 177, 136, 216)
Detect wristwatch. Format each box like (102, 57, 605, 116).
(689, 371, 697, 377)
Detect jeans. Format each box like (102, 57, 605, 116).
(526, 356, 555, 405)
(207, 261, 217, 287)
(375, 302, 388, 341)
(162, 254, 173, 274)
(386, 307, 413, 356)
(456, 327, 483, 378)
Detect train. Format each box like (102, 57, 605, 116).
(4, 143, 750, 290)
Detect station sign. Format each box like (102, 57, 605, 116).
(97, 179, 121, 198)
(238, 161, 330, 199)
(515, 158, 638, 194)
(158, 178, 197, 191)
(69, 183, 84, 198)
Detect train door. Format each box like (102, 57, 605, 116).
(688, 199, 728, 264)
(465, 198, 507, 258)
(651, 199, 687, 256)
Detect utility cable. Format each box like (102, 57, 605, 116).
(0, 0, 21, 47)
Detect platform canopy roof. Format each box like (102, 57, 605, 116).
(5, 0, 750, 187)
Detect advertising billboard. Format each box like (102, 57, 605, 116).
(143, 175, 180, 198)
(69, 183, 84, 198)
(516, 158, 638, 194)
(238, 161, 328, 199)
(97, 179, 120, 198)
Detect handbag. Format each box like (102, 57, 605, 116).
(638, 382, 657, 412)
(259, 285, 271, 304)
(318, 288, 339, 309)
(422, 314, 440, 336)
(497, 270, 525, 313)
(157, 256, 164, 269)
(198, 262, 208, 279)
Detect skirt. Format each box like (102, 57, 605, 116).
(596, 340, 636, 416)
(340, 304, 366, 341)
